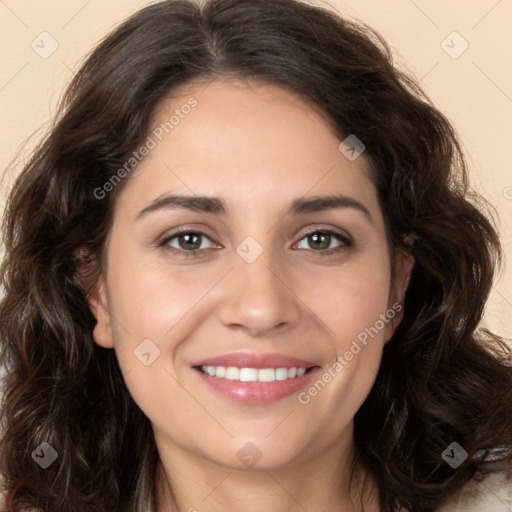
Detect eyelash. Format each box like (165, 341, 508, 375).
(158, 226, 353, 258)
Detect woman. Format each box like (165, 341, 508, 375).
(1, 0, 511, 511)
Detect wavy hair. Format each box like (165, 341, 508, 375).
(1, 0, 511, 511)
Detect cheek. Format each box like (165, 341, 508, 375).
(293, 275, 391, 442)
(108, 257, 220, 351)
(300, 255, 392, 350)
(294, 252, 392, 410)
(105, 257, 218, 422)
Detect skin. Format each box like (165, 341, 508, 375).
(86, 79, 414, 512)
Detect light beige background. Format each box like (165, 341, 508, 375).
(0, 0, 511, 342)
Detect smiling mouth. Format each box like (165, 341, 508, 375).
(193, 365, 315, 382)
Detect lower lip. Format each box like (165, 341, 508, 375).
(193, 367, 320, 405)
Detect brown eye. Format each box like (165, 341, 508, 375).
(306, 231, 332, 250)
(295, 229, 353, 254)
(175, 232, 203, 251)
(160, 230, 216, 256)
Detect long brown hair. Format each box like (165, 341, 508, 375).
(1, 1, 511, 511)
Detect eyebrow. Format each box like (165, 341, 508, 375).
(135, 193, 373, 222)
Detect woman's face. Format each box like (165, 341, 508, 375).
(88, 79, 413, 471)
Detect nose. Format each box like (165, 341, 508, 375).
(217, 244, 301, 337)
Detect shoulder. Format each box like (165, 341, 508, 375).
(440, 471, 512, 512)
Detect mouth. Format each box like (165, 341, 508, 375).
(191, 364, 321, 405)
(193, 365, 316, 382)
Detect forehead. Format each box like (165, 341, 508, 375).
(117, 79, 379, 219)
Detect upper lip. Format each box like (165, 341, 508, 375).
(191, 352, 317, 369)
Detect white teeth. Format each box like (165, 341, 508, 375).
(275, 368, 288, 380)
(199, 365, 311, 381)
(225, 367, 239, 380)
(215, 366, 226, 378)
(258, 368, 276, 382)
(239, 368, 258, 382)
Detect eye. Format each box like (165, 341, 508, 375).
(294, 229, 352, 255)
(159, 227, 353, 258)
(159, 229, 217, 257)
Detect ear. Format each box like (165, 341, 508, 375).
(74, 246, 114, 349)
(384, 240, 415, 343)
(88, 276, 115, 349)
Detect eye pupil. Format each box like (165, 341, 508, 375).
(309, 232, 330, 250)
(180, 233, 201, 250)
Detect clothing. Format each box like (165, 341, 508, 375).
(440, 471, 512, 512)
